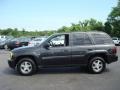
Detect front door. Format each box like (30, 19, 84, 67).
(40, 34, 71, 66)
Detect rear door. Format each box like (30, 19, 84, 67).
(71, 33, 94, 65)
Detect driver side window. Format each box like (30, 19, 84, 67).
(49, 34, 69, 47)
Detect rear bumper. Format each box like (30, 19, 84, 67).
(8, 60, 16, 69)
(107, 55, 118, 64)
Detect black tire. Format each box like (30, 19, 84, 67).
(16, 58, 37, 76)
(88, 57, 106, 74)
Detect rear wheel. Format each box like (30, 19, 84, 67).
(16, 58, 37, 76)
(88, 57, 106, 74)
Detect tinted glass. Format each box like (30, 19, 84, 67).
(72, 33, 92, 46)
(92, 33, 113, 44)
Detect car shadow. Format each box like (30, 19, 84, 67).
(3, 67, 110, 76)
(37, 67, 88, 74)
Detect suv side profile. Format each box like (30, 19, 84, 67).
(8, 31, 118, 75)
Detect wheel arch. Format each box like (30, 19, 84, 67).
(15, 55, 39, 67)
(87, 53, 108, 64)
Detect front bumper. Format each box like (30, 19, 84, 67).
(8, 60, 16, 69)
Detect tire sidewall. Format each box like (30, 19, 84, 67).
(16, 58, 37, 76)
(88, 57, 106, 74)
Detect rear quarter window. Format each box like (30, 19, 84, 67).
(91, 33, 113, 44)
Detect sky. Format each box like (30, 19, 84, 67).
(0, 0, 117, 31)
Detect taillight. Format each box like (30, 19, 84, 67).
(112, 47, 117, 54)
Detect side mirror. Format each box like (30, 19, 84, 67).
(43, 43, 50, 48)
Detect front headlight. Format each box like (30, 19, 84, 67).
(9, 52, 13, 60)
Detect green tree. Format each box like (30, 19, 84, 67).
(108, 0, 120, 36)
(1, 28, 13, 35)
(88, 18, 104, 31)
(79, 20, 89, 31)
(70, 23, 81, 31)
(57, 19, 104, 33)
(104, 22, 112, 35)
(22, 28, 25, 35)
(58, 26, 70, 32)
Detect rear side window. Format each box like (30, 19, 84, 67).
(72, 33, 92, 46)
(92, 33, 113, 44)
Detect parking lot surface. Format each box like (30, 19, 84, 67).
(0, 47, 120, 90)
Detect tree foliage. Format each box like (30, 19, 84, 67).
(0, 18, 105, 37)
(0, 28, 55, 37)
(58, 18, 104, 33)
(107, 0, 120, 37)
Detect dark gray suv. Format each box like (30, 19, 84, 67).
(8, 31, 118, 75)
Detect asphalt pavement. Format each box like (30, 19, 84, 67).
(0, 47, 120, 90)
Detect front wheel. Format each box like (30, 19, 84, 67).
(88, 57, 106, 74)
(16, 58, 37, 76)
